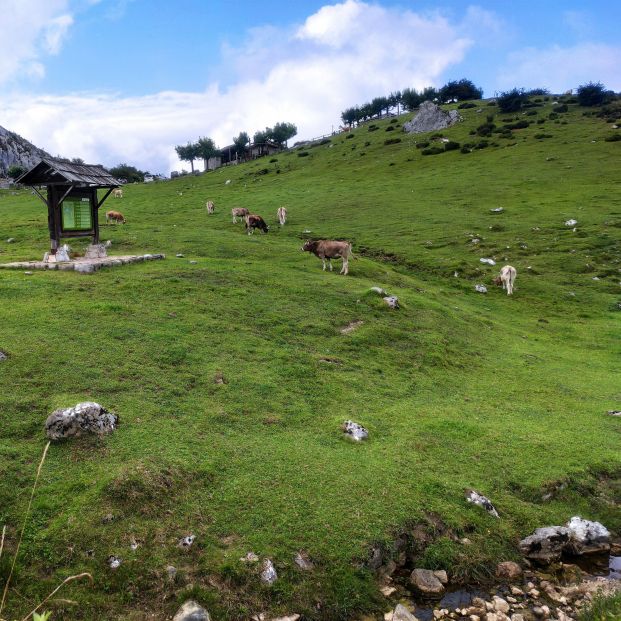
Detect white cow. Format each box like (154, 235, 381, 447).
(277, 206, 287, 226)
(494, 265, 517, 295)
(206, 200, 215, 214)
(113, 188, 123, 198)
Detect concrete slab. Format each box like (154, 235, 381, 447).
(0, 253, 165, 273)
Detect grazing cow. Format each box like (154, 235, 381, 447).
(113, 188, 123, 198)
(245, 214, 269, 235)
(493, 265, 517, 295)
(231, 207, 249, 223)
(206, 200, 215, 214)
(277, 206, 287, 226)
(106, 210, 126, 224)
(302, 240, 352, 275)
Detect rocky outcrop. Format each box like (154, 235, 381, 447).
(403, 101, 461, 134)
(410, 568, 445, 597)
(0, 124, 49, 177)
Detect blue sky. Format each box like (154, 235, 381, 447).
(1, 0, 619, 173)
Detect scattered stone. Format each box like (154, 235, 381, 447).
(492, 597, 510, 614)
(480, 258, 496, 265)
(341, 320, 364, 334)
(475, 284, 488, 293)
(189, 260, 197, 264)
(130, 537, 139, 550)
(496, 561, 522, 581)
(178, 535, 195, 549)
(166, 565, 177, 581)
(240, 551, 259, 563)
(6, 238, 15, 243)
(24, 271, 33, 275)
(410, 568, 445, 597)
(519, 527, 572, 563)
(380, 585, 397, 597)
(0, 350, 7, 362)
(433, 570, 448, 584)
(293, 551, 314, 571)
(107, 555, 121, 569)
(45, 402, 118, 440)
(225, 179, 231, 184)
(403, 101, 461, 134)
(391, 603, 419, 621)
(101, 513, 114, 524)
(607, 410, 621, 417)
(173, 600, 211, 621)
(383, 295, 400, 309)
(85, 243, 108, 259)
(343, 420, 369, 441)
(564, 219, 577, 227)
(490, 208, 504, 213)
(214, 371, 228, 385)
(510, 586, 524, 596)
(261, 559, 278, 584)
(511, 615, 525, 621)
(370, 286, 388, 295)
(465, 489, 499, 517)
(176, 253, 184, 258)
(270, 616, 300, 621)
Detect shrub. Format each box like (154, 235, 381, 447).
(526, 88, 550, 96)
(502, 120, 529, 130)
(474, 140, 489, 149)
(269, 158, 278, 163)
(319, 138, 331, 145)
(390, 118, 398, 124)
(255, 168, 269, 175)
(458, 102, 477, 109)
(460, 146, 471, 154)
(549, 112, 559, 120)
(476, 122, 495, 136)
(345, 133, 354, 139)
(577, 82, 607, 107)
(555, 104, 568, 113)
(297, 151, 310, 157)
(537, 119, 546, 124)
(385, 126, 395, 132)
(368, 125, 379, 132)
(604, 134, 621, 142)
(526, 110, 538, 116)
(497, 88, 528, 113)
(416, 141, 430, 149)
(364, 141, 371, 147)
(384, 138, 402, 145)
(421, 147, 444, 155)
(534, 133, 553, 139)
(444, 141, 460, 151)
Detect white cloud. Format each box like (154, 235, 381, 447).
(0, 0, 73, 84)
(1, 1, 500, 174)
(498, 43, 621, 93)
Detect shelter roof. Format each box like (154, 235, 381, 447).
(17, 157, 121, 187)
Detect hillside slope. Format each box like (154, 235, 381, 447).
(0, 96, 619, 620)
(0, 124, 49, 177)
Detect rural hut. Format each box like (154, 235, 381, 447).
(17, 157, 121, 259)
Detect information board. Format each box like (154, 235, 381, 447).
(61, 198, 92, 231)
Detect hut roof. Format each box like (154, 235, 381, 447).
(17, 157, 121, 187)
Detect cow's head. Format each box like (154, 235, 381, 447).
(301, 240, 315, 252)
(492, 276, 502, 286)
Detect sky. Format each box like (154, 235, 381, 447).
(0, 0, 619, 175)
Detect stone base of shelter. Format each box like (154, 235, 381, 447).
(0, 254, 165, 273)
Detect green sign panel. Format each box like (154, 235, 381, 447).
(62, 198, 92, 231)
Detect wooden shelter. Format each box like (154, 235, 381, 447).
(17, 158, 121, 255)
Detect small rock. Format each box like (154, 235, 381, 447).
(108, 555, 121, 569)
(496, 561, 522, 581)
(410, 568, 445, 596)
(529, 588, 540, 598)
(564, 219, 577, 226)
(480, 258, 496, 265)
(370, 286, 387, 295)
(6, 238, 15, 243)
(271, 616, 300, 621)
(166, 565, 177, 581)
(380, 585, 397, 597)
(45, 402, 118, 440)
(492, 596, 510, 614)
(176, 253, 184, 258)
(383, 295, 399, 309)
(178, 535, 195, 549)
(293, 551, 314, 570)
(214, 371, 228, 385)
(173, 600, 210, 621)
(475, 284, 488, 293)
(24, 271, 34, 275)
(465, 489, 499, 517)
(392, 603, 419, 621)
(510, 615, 524, 621)
(343, 420, 369, 441)
(101, 513, 114, 524)
(189, 260, 197, 264)
(240, 551, 259, 563)
(433, 570, 448, 584)
(607, 410, 621, 417)
(490, 208, 504, 213)
(510, 586, 524, 596)
(261, 559, 277, 584)
(0, 350, 7, 362)
(130, 537, 139, 550)
(225, 179, 231, 185)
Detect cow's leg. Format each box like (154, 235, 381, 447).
(328, 259, 333, 271)
(341, 258, 349, 275)
(322, 259, 326, 271)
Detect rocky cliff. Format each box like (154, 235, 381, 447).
(0, 124, 49, 177)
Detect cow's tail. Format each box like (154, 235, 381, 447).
(347, 243, 356, 259)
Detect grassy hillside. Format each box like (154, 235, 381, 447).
(0, 96, 620, 620)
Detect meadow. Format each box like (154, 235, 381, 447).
(0, 95, 619, 620)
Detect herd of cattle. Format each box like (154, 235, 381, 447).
(104, 191, 517, 292)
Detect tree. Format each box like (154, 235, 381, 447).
(401, 88, 422, 111)
(175, 141, 200, 173)
(109, 163, 145, 183)
(341, 107, 357, 127)
(271, 122, 297, 148)
(71, 157, 85, 164)
(196, 136, 217, 170)
(497, 88, 527, 113)
(7, 164, 26, 180)
(389, 91, 402, 115)
(232, 131, 250, 158)
(577, 82, 607, 107)
(439, 79, 483, 103)
(421, 86, 439, 102)
(253, 128, 271, 145)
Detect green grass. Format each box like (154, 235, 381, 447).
(579, 592, 621, 621)
(0, 96, 620, 620)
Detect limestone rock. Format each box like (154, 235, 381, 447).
(294, 551, 314, 570)
(392, 603, 419, 621)
(465, 489, 499, 518)
(565, 516, 610, 547)
(240, 551, 259, 563)
(519, 526, 572, 563)
(403, 101, 461, 134)
(271, 616, 300, 621)
(383, 295, 400, 309)
(475, 284, 488, 293)
(85, 243, 108, 259)
(56, 244, 71, 262)
(565, 219, 577, 226)
(261, 559, 277, 584)
(178, 535, 195, 549)
(75, 262, 96, 273)
(492, 596, 510, 614)
(433, 569, 449, 584)
(343, 420, 369, 441)
(410, 568, 445, 597)
(370, 286, 388, 296)
(45, 402, 118, 440)
(166, 565, 177, 582)
(496, 561, 522, 581)
(0, 350, 7, 362)
(480, 257, 496, 265)
(173, 600, 211, 621)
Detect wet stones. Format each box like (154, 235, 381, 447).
(173, 600, 211, 621)
(410, 568, 445, 597)
(45, 402, 118, 440)
(390, 603, 419, 620)
(496, 561, 523, 581)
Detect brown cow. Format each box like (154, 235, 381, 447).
(232, 207, 249, 223)
(302, 240, 352, 275)
(206, 200, 215, 214)
(113, 188, 123, 198)
(106, 210, 126, 224)
(245, 214, 269, 235)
